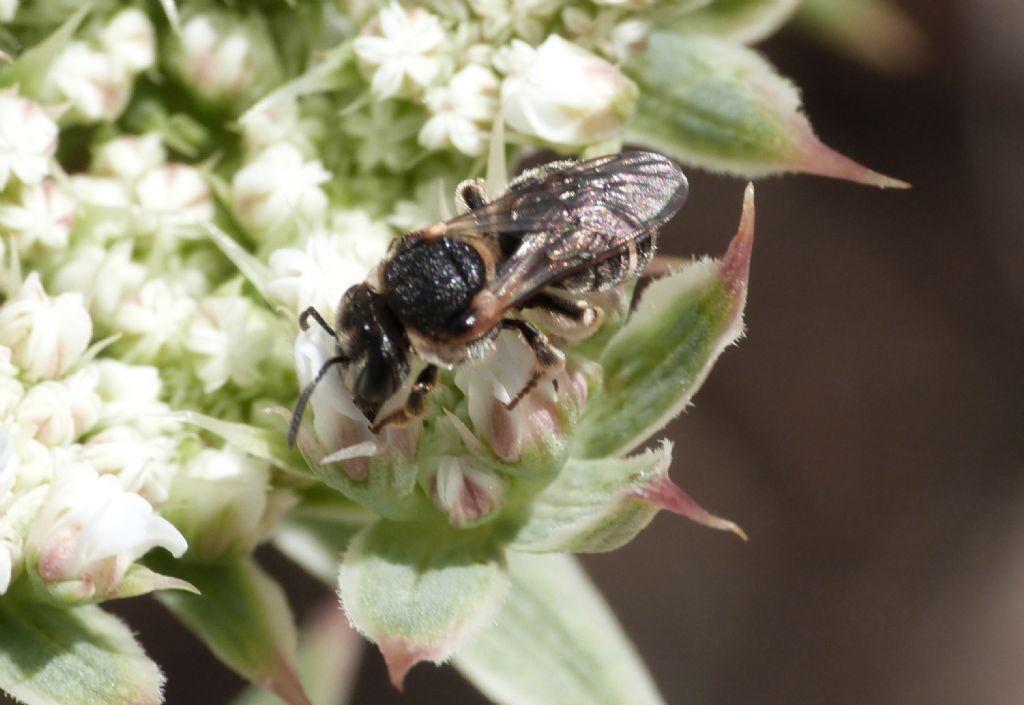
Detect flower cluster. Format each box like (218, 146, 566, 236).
(0, 1, 903, 704)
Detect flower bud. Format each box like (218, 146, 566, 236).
(99, 8, 156, 74)
(167, 446, 285, 558)
(420, 64, 499, 156)
(500, 35, 637, 147)
(92, 133, 166, 185)
(81, 426, 176, 504)
(135, 163, 214, 227)
(26, 462, 187, 602)
(0, 93, 58, 191)
(46, 42, 132, 123)
(52, 243, 146, 324)
(16, 374, 100, 447)
(430, 456, 506, 527)
(0, 272, 92, 381)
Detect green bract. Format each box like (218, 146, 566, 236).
(0, 1, 905, 704)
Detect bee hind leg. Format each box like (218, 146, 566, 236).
(521, 291, 604, 343)
(501, 318, 566, 409)
(370, 364, 439, 434)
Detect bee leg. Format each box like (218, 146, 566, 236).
(522, 292, 604, 342)
(370, 364, 439, 434)
(501, 319, 565, 409)
(299, 306, 337, 338)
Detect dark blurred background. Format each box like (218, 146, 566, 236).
(116, 0, 1024, 703)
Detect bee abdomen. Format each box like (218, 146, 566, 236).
(557, 230, 655, 293)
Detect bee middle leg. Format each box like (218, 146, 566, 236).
(369, 364, 439, 434)
(521, 291, 604, 343)
(500, 318, 566, 409)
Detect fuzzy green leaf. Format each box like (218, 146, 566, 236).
(0, 5, 90, 95)
(455, 553, 664, 705)
(338, 520, 509, 689)
(574, 185, 755, 459)
(0, 601, 164, 705)
(173, 410, 310, 477)
(510, 441, 743, 552)
(626, 31, 906, 186)
(153, 557, 311, 705)
(673, 0, 799, 43)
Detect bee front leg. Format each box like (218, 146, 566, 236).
(299, 306, 337, 338)
(500, 319, 566, 409)
(370, 364, 439, 434)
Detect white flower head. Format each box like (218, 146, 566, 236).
(499, 35, 637, 147)
(47, 41, 132, 123)
(268, 212, 391, 318)
(27, 462, 187, 599)
(0, 180, 76, 252)
(354, 2, 451, 99)
(420, 63, 499, 156)
(92, 133, 166, 185)
(0, 273, 92, 381)
(232, 143, 330, 234)
(186, 296, 272, 393)
(180, 15, 257, 102)
(99, 8, 157, 74)
(0, 94, 57, 191)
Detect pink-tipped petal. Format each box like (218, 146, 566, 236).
(636, 474, 747, 541)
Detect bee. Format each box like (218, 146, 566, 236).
(288, 150, 687, 447)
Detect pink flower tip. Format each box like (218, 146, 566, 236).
(796, 135, 910, 189)
(637, 474, 747, 542)
(379, 637, 439, 691)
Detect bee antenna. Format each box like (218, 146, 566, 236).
(288, 354, 349, 449)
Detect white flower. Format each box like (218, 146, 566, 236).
(93, 360, 171, 435)
(0, 425, 15, 502)
(420, 64, 499, 156)
(92, 133, 166, 185)
(28, 462, 187, 598)
(0, 180, 76, 251)
(499, 35, 637, 147)
(135, 163, 214, 225)
(52, 243, 146, 323)
(239, 96, 307, 155)
(431, 456, 506, 527)
(115, 278, 197, 362)
(267, 215, 391, 318)
(99, 8, 156, 74)
(186, 296, 272, 393)
(354, 2, 450, 99)
(67, 174, 132, 209)
(47, 42, 132, 123)
(181, 15, 256, 101)
(232, 143, 330, 232)
(0, 273, 92, 381)
(0, 94, 57, 191)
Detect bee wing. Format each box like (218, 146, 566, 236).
(446, 151, 688, 313)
